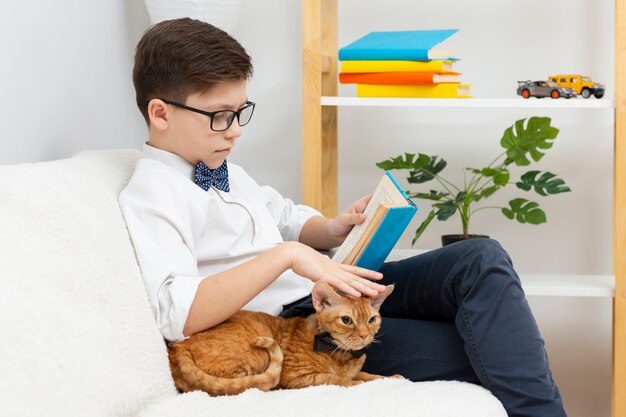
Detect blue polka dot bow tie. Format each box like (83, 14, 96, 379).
(194, 160, 230, 192)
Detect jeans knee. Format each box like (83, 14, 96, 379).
(453, 238, 519, 288)
(453, 238, 508, 260)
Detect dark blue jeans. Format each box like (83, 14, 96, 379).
(281, 239, 567, 417)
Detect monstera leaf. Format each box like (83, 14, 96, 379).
(408, 156, 447, 184)
(472, 185, 501, 202)
(376, 153, 449, 185)
(470, 166, 510, 186)
(433, 192, 465, 220)
(408, 190, 449, 201)
(412, 210, 436, 245)
(500, 117, 559, 166)
(376, 153, 431, 171)
(502, 198, 546, 224)
(516, 171, 571, 196)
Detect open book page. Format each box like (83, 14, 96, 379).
(343, 204, 390, 265)
(332, 174, 407, 265)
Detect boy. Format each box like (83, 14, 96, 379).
(119, 18, 567, 417)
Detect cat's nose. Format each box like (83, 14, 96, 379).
(358, 333, 368, 341)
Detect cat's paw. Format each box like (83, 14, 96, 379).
(389, 374, 405, 379)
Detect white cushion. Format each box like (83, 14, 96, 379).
(141, 379, 506, 417)
(0, 150, 177, 417)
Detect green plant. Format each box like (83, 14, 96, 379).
(376, 116, 571, 245)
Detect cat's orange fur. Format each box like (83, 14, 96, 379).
(168, 281, 398, 395)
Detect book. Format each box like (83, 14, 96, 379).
(339, 71, 460, 85)
(340, 60, 456, 73)
(338, 29, 458, 61)
(356, 83, 472, 98)
(332, 171, 417, 271)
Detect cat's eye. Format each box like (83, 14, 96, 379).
(368, 316, 377, 324)
(340, 316, 352, 325)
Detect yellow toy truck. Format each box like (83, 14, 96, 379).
(548, 74, 605, 99)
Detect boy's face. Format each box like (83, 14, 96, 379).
(150, 79, 249, 169)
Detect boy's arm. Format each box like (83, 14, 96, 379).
(183, 241, 385, 336)
(183, 243, 291, 336)
(299, 194, 372, 250)
(259, 184, 368, 249)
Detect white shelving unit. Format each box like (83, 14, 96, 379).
(321, 95, 616, 300)
(302, 1, 625, 415)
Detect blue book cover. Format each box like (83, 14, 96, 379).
(332, 171, 418, 270)
(354, 204, 417, 271)
(338, 29, 458, 61)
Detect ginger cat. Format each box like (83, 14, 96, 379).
(168, 281, 397, 395)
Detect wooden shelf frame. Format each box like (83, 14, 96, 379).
(301, 0, 626, 415)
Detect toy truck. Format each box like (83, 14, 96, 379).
(548, 74, 605, 98)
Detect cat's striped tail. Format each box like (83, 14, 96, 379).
(171, 336, 283, 396)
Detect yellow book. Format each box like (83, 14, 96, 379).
(340, 60, 455, 73)
(356, 83, 472, 98)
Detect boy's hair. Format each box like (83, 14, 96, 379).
(133, 17, 253, 124)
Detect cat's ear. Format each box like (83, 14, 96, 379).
(370, 284, 395, 311)
(311, 282, 343, 312)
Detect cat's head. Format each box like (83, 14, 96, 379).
(311, 281, 394, 351)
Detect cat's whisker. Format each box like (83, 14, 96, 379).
(338, 340, 353, 351)
(330, 345, 343, 359)
(331, 339, 356, 356)
(338, 341, 351, 351)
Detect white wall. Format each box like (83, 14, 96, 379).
(0, 0, 150, 164)
(0, 1, 613, 416)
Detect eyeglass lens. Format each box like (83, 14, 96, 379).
(211, 104, 254, 131)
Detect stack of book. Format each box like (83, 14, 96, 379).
(338, 29, 472, 98)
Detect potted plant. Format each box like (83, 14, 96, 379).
(376, 116, 571, 246)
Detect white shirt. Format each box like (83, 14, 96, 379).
(119, 144, 320, 342)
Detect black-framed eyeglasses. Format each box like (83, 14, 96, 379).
(161, 99, 255, 132)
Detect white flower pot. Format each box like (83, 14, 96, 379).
(144, 0, 241, 34)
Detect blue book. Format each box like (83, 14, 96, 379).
(332, 171, 418, 271)
(338, 29, 458, 61)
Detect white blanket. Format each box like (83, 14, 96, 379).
(0, 150, 506, 417)
(142, 379, 506, 417)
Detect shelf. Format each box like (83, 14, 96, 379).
(519, 274, 614, 298)
(321, 96, 615, 109)
(385, 249, 615, 298)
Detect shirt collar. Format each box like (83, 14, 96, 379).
(141, 143, 195, 181)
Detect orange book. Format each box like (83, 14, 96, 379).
(339, 71, 460, 85)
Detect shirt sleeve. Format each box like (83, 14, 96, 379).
(259, 184, 323, 242)
(119, 170, 205, 342)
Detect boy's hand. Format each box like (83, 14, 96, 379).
(327, 193, 373, 244)
(284, 241, 385, 298)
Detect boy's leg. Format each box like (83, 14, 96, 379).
(362, 316, 480, 382)
(362, 238, 566, 417)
